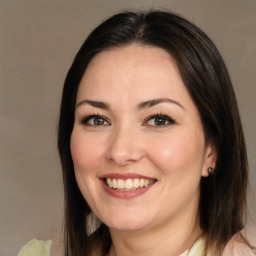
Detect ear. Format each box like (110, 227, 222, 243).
(201, 141, 217, 177)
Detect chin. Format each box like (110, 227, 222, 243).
(102, 214, 150, 232)
(107, 222, 146, 232)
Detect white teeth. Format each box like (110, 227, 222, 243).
(117, 179, 125, 189)
(105, 178, 155, 191)
(112, 178, 117, 188)
(125, 179, 133, 189)
(107, 178, 112, 187)
(133, 178, 140, 188)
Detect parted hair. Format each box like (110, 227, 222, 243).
(58, 10, 250, 256)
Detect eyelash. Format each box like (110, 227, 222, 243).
(79, 113, 177, 127)
(80, 114, 110, 126)
(145, 113, 177, 126)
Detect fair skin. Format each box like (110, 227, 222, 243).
(70, 45, 217, 256)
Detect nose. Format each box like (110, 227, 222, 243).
(106, 124, 144, 166)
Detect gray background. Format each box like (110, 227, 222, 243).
(0, 0, 255, 255)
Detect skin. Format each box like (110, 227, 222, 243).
(70, 45, 217, 256)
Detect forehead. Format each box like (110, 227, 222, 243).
(87, 44, 175, 70)
(77, 45, 186, 100)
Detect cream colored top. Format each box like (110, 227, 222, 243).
(18, 237, 206, 256)
(18, 239, 52, 256)
(179, 249, 189, 256)
(18, 236, 256, 256)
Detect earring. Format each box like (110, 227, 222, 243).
(208, 167, 214, 175)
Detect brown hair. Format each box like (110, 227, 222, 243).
(58, 10, 250, 256)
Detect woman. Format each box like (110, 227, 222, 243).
(19, 10, 254, 256)
(57, 10, 255, 256)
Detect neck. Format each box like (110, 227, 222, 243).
(108, 206, 201, 256)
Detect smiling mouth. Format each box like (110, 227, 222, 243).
(103, 178, 157, 191)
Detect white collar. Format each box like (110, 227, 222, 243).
(179, 249, 189, 256)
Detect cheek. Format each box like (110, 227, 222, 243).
(70, 130, 104, 172)
(147, 132, 205, 175)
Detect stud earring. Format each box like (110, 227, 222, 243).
(208, 167, 214, 175)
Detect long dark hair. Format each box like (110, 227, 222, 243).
(58, 10, 249, 256)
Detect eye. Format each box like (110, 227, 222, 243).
(80, 115, 110, 126)
(145, 114, 176, 126)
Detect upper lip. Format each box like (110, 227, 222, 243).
(99, 173, 157, 180)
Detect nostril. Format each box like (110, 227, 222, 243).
(106, 130, 144, 165)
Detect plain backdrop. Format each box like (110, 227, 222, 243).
(0, 1, 255, 255)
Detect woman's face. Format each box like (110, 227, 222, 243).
(71, 45, 216, 232)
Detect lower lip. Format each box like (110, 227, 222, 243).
(100, 179, 155, 199)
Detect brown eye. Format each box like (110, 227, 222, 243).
(154, 117, 167, 125)
(93, 117, 105, 125)
(80, 115, 110, 126)
(146, 114, 176, 126)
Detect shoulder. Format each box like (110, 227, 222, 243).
(222, 232, 256, 256)
(18, 239, 52, 256)
(187, 232, 256, 256)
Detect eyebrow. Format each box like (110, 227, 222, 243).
(76, 99, 110, 110)
(137, 98, 184, 110)
(76, 98, 184, 110)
